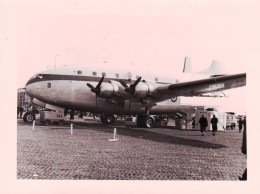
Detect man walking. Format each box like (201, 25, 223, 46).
(210, 115, 218, 136)
(199, 114, 208, 136)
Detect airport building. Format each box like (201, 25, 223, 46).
(17, 88, 31, 106)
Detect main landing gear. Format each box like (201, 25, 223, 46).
(136, 115, 168, 128)
(100, 114, 116, 125)
(23, 112, 35, 123)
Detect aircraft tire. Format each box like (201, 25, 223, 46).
(106, 115, 115, 124)
(145, 116, 155, 128)
(137, 115, 155, 128)
(23, 112, 35, 123)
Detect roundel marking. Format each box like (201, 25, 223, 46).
(171, 97, 177, 102)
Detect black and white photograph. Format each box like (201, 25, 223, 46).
(1, 0, 259, 194)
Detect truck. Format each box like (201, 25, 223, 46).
(226, 112, 237, 129)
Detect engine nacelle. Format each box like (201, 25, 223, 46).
(133, 81, 157, 99)
(99, 80, 126, 99)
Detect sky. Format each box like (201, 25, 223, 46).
(2, 0, 253, 114)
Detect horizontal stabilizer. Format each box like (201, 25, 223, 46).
(199, 60, 227, 76)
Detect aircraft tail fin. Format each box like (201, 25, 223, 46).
(183, 56, 192, 73)
(199, 60, 228, 76)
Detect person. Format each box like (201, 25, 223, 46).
(210, 115, 218, 136)
(17, 105, 21, 118)
(70, 110, 74, 120)
(78, 112, 83, 119)
(192, 117, 195, 128)
(239, 116, 247, 180)
(19, 106, 24, 118)
(238, 118, 243, 133)
(199, 114, 208, 136)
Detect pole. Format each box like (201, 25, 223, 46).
(70, 123, 73, 135)
(113, 128, 117, 139)
(32, 120, 35, 131)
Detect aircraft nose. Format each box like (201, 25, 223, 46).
(25, 83, 33, 97)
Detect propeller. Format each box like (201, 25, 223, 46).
(87, 76, 105, 109)
(87, 76, 105, 95)
(119, 76, 142, 95)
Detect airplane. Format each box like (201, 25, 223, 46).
(24, 57, 246, 128)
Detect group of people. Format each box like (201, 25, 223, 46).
(199, 114, 246, 136)
(199, 114, 247, 180)
(199, 114, 218, 136)
(17, 105, 24, 118)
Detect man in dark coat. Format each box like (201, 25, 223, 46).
(210, 115, 218, 136)
(199, 114, 208, 136)
(239, 116, 247, 180)
(238, 118, 243, 133)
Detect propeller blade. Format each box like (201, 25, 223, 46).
(87, 76, 105, 95)
(87, 83, 95, 89)
(131, 76, 142, 88)
(119, 80, 128, 88)
(96, 76, 105, 89)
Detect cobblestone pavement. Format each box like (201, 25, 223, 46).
(17, 119, 246, 180)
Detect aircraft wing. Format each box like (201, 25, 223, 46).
(157, 73, 246, 97)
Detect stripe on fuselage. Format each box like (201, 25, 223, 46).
(26, 74, 131, 86)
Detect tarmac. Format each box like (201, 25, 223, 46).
(17, 117, 247, 180)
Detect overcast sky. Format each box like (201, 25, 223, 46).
(2, 0, 255, 114)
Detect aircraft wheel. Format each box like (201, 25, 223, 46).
(106, 115, 115, 124)
(23, 112, 35, 123)
(145, 116, 155, 128)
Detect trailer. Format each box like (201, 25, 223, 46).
(39, 110, 64, 125)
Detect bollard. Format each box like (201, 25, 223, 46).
(113, 128, 117, 139)
(108, 127, 119, 141)
(70, 123, 73, 135)
(32, 120, 35, 131)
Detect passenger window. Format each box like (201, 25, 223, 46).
(102, 72, 106, 76)
(77, 70, 82, 75)
(115, 74, 119, 78)
(155, 77, 158, 81)
(92, 72, 97, 76)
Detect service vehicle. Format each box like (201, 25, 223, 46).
(39, 110, 64, 125)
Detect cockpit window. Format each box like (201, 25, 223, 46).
(36, 75, 43, 79)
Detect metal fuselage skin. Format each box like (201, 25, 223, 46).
(25, 66, 198, 115)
